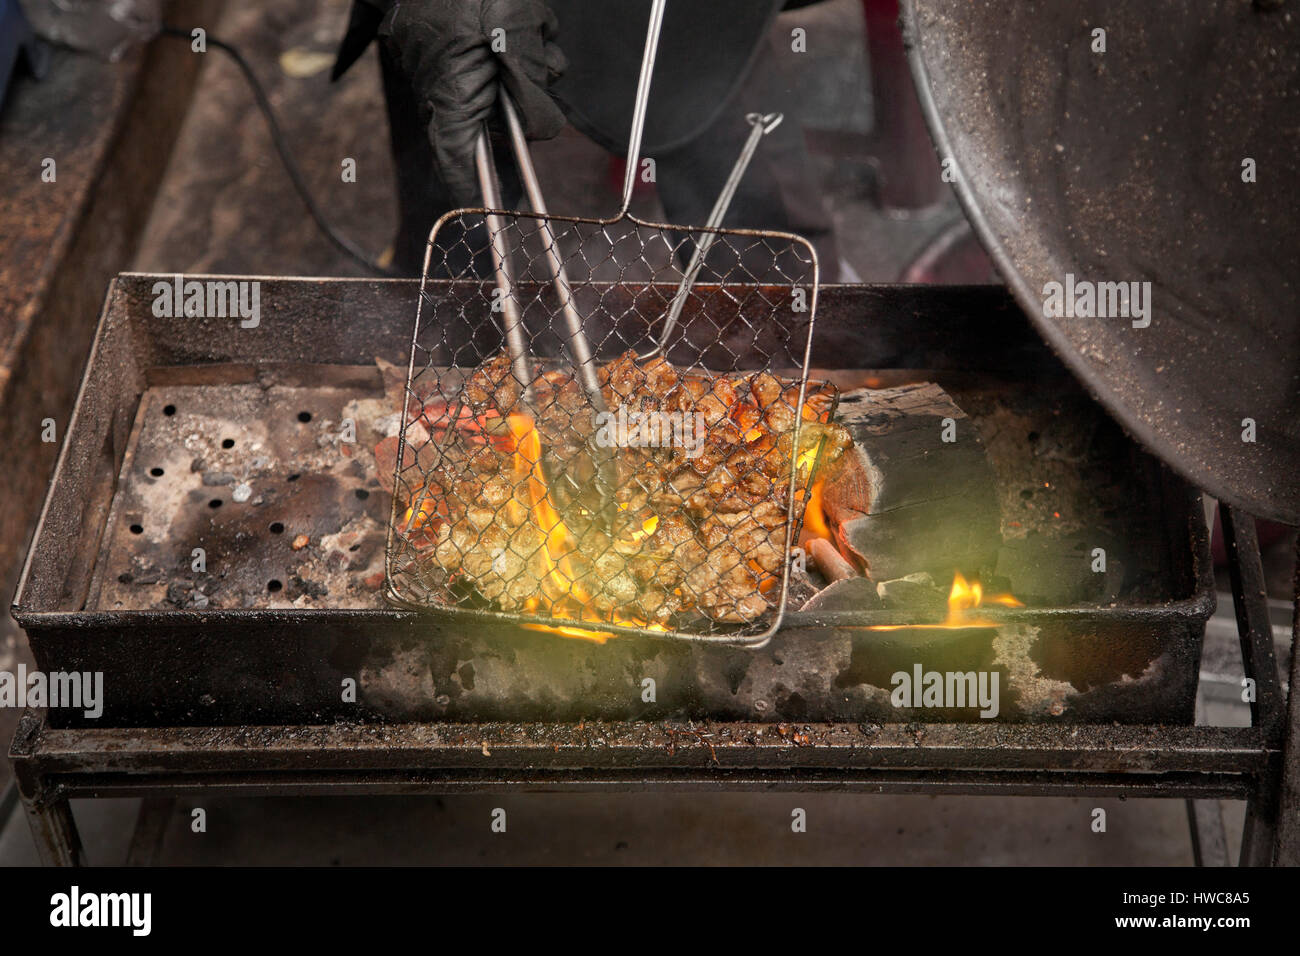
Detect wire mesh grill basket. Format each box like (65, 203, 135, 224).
(384, 209, 836, 644)
(382, 0, 836, 645)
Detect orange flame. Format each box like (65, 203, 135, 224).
(506, 413, 668, 642)
(802, 478, 830, 541)
(869, 571, 1023, 630)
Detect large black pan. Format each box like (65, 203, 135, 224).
(901, 0, 1299, 523)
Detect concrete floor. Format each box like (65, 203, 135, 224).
(0, 792, 1215, 866)
(0, 0, 1284, 866)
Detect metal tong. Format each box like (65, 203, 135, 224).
(473, 95, 618, 516)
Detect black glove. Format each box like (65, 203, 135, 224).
(382, 0, 567, 205)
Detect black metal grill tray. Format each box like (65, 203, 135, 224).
(12, 276, 1212, 727)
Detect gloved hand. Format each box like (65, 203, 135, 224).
(381, 0, 567, 205)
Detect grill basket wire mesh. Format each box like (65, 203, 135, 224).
(384, 205, 833, 645)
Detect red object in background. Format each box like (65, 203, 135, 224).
(606, 156, 657, 199)
(1210, 509, 1292, 565)
(861, 0, 943, 211)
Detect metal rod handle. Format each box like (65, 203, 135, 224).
(474, 129, 533, 398)
(620, 0, 668, 213)
(500, 96, 605, 412)
(500, 94, 619, 514)
(639, 112, 783, 359)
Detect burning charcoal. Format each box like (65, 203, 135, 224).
(876, 572, 948, 615)
(801, 577, 882, 613)
(292, 534, 310, 550)
(819, 384, 1000, 582)
(808, 537, 857, 582)
(374, 423, 434, 497)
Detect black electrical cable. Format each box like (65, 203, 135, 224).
(162, 25, 396, 277)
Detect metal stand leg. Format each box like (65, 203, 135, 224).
(1241, 781, 1280, 867)
(19, 787, 83, 867)
(1220, 505, 1286, 866)
(1186, 696, 1230, 867)
(9, 710, 84, 866)
(1186, 798, 1230, 867)
(0, 779, 17, 826)
(1272, 532, 1300, 865)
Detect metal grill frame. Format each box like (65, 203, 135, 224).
(8, 505, 1299, 867)
(6, 275, 1297, 866)
(383, 205, 825, 647)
